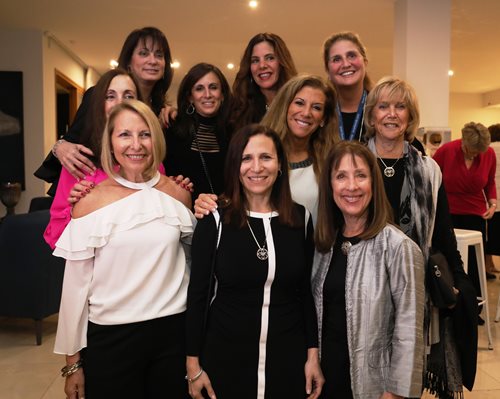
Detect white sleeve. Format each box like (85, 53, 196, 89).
(54, 258, 94, 356)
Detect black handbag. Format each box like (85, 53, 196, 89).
(427, 250, 458, 309)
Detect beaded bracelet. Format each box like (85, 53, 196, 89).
(52, 139, 65, 159)
(61, 359, 83, 378)
(185, 368, 203, 383)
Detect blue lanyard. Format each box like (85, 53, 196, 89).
(337, 90, 367, 141)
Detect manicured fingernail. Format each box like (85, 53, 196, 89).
(85, 188, 90, 193)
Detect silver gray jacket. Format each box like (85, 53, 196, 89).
(312, 224, 425, 399)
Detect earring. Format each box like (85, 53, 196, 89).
(320, 121, 325, 128)
(278, 169, 282, 177)
(250, 76, 253, 84)
(186, 103, 195, 115)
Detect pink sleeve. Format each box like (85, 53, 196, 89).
(44, 169, 108, 249)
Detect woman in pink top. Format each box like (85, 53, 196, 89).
(44, 69, 145, 248)
(434, 122, 497, 293)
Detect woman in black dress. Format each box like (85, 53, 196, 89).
(185, 124, 323, 399)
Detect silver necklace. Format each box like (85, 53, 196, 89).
(247, 219, 271, 261)
(375, 148, 403, 178)
(341, 241, 352, 255)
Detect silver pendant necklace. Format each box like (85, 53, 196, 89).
(375, 148, 403, 178)
(247, 218, 271, 261)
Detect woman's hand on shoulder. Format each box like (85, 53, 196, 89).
(159, 105, 178, 128)
(68, 179, 95, 205)
(55, 139, 96, 180)
(304, 348, 324, 399)
(169, 174, 194, 193)
(194, 193, 219, 219)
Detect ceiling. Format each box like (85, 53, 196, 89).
(1, 0, 499, 97)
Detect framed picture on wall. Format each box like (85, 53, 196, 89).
(0, 71, 25, 189)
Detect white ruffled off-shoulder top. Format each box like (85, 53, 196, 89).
(53, 173, 196, 355)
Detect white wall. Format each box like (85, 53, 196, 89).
(449, 92, 500, 140)
(0, 28, 93, 216)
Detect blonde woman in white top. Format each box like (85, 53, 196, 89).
(54, 100, 195, 399)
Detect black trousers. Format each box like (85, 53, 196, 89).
(451, 214, 486, 297)
(83, 312, 190, 399)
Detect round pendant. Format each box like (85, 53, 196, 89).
(384, 166, 395, 177)
(256, 247, 269, 260)
(341, 241, 352, 256)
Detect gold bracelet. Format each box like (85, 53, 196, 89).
(185, 368, 203, 383)
(61, 359, 83, 378)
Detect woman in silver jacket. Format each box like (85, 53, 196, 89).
(311, 141, 425, 399)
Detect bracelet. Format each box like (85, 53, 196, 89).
(490, 203, 497, 208)
(61, 359, 83, 378)
(52, 139, 65, 159)
(185, 368, 203, 383)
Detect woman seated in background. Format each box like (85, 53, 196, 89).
(364, 76, 478, 396)
(54, 100, 194, 399)
(230, 32, 297, 133)
(434, 122, 497, 282)
(44, 68, 143, 248)
(164, 63, 232, 201)
(195, 75, 338, 225)
(35, 26, 173, 191)
(312, 141, 425, 399)
(185, 124, 323, 399)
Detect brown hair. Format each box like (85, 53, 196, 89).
(220, 124, 300, 228)
(315, 141, 393, 253)
(80, 68, 141, 168)
(462, 122, 491, 152)
(322, 31, 372, 91)
(261, 74, 339, 180)
(230, 33, 297, 132)
(101, 100, 165, 181)
(364, 76, 420, 142)
(117, 27, 173, 115)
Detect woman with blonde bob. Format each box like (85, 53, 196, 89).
(364, 76, 478, 397)
(312, 141, 425, 398)
(54, 100, 195, 399)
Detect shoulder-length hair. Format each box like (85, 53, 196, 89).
(80, 68, 141, 169)
(117, 27, 173, 115)
(230, 33, 297, 132)
(261, 74, 339, 180)
(101, 100, 165, 181)
(462, 122, 491, 152)
(322, 31, 373, 91)
(364, 76, 420, 142)
(220, 124, 301, 228)
(173, 63, 232, 141)
(315, 141, 393, 253)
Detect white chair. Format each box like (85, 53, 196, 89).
(454, 228, 493, 350)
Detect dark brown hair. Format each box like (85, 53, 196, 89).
(173, 63, 232, 141)
(80, 68, 141, 168)
(230, 33, 297, 132)
(489, 123, 500, 142)
(117, 27, 172, 115)
(220, 124, 300, 228)
(315, 141, 393, 253)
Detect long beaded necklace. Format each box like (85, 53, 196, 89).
(246, 218, 272, 261)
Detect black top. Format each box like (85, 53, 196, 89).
(163, 114, 226, 202)
(320, 233, 358, 399)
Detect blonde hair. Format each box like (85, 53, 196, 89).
(261, 74, 339, 179)
(364, 76, 420, 142)
(462, 122, 491, 152)
(101, 100, 165, 180)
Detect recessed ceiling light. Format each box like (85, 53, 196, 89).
(227, 63, 235, 70)
(171, 60, 180, 69)
(109, 60, 119, 69)
(448, 70, 454, 77)
(249, 1, 258, 9)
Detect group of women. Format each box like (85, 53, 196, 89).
(36, 26, 485, 399)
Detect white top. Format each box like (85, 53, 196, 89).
(491, 142, 500, 209)
(289, 164, 318, 226)
(53, 179, 196, 355)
